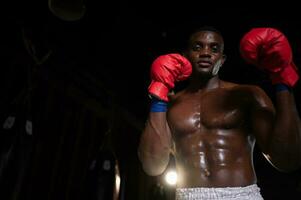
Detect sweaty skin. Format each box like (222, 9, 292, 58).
(167, 82, 272, 187)
(138, 30, 301, 189)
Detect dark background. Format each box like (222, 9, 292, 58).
(1, 1, 301, 200)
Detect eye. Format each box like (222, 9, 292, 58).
(211, 45, 221, 53)
(192, 44, 202, 51)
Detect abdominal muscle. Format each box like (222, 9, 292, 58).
(168, 86, 259, 188)
(173, 129, 257, 188)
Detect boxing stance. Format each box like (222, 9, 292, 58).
(138, 27, 301, 199)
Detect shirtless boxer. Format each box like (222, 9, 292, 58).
(138, 26, 301, 199)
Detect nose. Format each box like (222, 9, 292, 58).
(199, 46, 211, 57)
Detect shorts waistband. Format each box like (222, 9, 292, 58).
(176, 184, 264, 200)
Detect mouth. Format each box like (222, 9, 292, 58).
(197, 60, 212, 67)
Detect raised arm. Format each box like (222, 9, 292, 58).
(138, 111, 172, 176)
(138, 54, 192, 176)
(249, 86, 301, 172)
(240, 27, 301, 172)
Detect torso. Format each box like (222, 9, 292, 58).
(167, 81, 258, 188)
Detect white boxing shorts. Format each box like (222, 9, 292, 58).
(176, 184, 264, 200)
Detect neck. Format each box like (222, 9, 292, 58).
(187, 75, 221, 92)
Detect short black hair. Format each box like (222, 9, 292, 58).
(190, 25, 223, 36)
(183, 25, 224, 52)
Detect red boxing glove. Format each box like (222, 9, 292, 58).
(148, 53, 192, 102)
(239, 27, 299, 87)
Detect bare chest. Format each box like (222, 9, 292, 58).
(167, 89, 249, 135)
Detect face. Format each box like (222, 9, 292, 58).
(185, 31, 226, 77)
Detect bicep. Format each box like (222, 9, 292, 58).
(138, 112, 173, 175)
(250, 87, 276, 154)
(251, 107, 275, 153)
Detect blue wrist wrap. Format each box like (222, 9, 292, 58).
(274, 83, 291, 92)
(150, 98, 168, 112)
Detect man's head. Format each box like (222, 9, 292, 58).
(183, 26, 226, 78)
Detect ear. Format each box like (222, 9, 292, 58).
(222, 54, 227, 65)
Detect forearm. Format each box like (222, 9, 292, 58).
(268, 90, 301, 171)
(138, 112, 172, 176)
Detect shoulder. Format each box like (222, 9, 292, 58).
(168, 89, 185, 102)
(222, 80, 259, 91)
(222, 81, 274, 109)
(222, 81, 265, 95)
